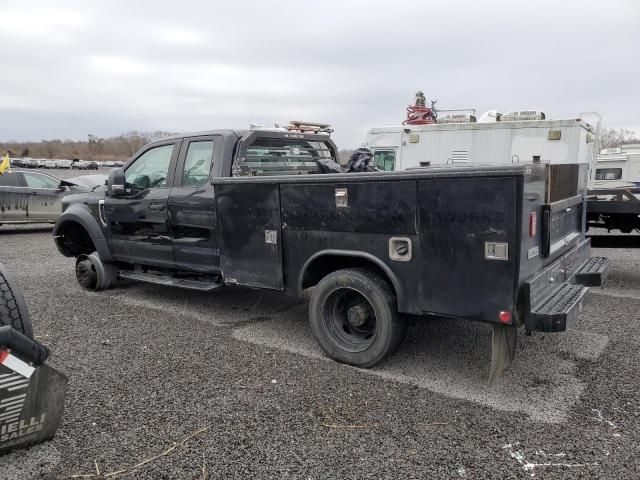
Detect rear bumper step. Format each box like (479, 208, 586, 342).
(524, 238, 608, 333)
(530, 283, 589, 332)
(573, 256, 610, 287)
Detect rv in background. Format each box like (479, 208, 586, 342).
(364, 109, 598, 181)
(595, 144, 640, 187)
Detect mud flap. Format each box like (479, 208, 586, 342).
(489, 325, 517, 385)
(0, 329, 67, 456)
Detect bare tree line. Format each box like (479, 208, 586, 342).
(598, 128, 639, 149)
(0, 131, 175, 161)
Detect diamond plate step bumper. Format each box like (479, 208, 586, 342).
(530, 283, 589, 332)
(573, 256, 610, 287)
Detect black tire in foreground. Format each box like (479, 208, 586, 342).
(309, 268, 406, 368)
(0, 263, 33, 338)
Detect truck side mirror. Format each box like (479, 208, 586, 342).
(107, 168, 128, 197)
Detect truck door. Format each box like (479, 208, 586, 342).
(103, 141, 180, 268)
(168, 136, 220, 272)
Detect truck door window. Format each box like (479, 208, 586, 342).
(22, 172, 59, 189)
(373, 150, 396, 171)
(182, 140, 214, 187)
(595, 168, 622, 180)
(125, 144, 174, 190)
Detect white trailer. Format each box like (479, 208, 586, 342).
(364, 114, 598, 180)
(595, 144, 640, 187)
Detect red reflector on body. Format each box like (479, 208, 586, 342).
(499, 311, 512, 324)
(529, 212, 537, 237)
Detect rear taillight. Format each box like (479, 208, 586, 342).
(529, 212, 537, 237)
(499, 311, 512, 324)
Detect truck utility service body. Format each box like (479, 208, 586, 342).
(53, 128, 608, 378)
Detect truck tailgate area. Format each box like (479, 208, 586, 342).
(525, 239, 609, 332)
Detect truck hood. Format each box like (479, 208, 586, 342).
(60, 174, 107, 191)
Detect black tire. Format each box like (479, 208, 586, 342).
(309, 268, 406, 368)
(76, 257, 98, 291)
(0, 263, 33, 338)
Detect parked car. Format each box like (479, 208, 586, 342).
(103, 161, 115, 167)
(34, 160, 47, 168)
(113, 161, 125, 168)
(0, 170, 103, 225)
(72, 160, 99, 170)
(44, 160, 57, 169)
(57, 159, 73, 169)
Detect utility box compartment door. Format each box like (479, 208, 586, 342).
(417, 176, 519, 322)
(215, 182, 283, 289)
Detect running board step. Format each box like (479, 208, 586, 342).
(118, 271, 223, 291)
(573, 256, 610, 287)
(530, 283, 589, 332)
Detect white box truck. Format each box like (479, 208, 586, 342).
(364, 110, 598, 181)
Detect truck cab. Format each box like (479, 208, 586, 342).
(54, 127, 339, 277)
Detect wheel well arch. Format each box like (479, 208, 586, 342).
(54, 220, 96, 257)
(299, 250, 405, 307)
(53, 205, 113, 260)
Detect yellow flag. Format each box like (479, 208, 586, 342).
(0, 154, 9, 175)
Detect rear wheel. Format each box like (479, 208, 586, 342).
(0, 263, 33, 338)
(309, 268, 406, 367)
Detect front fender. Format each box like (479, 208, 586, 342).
(53, 204, 113, 261)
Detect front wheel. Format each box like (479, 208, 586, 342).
(309, 268, 406, 368)
(75, 252, 117, 291)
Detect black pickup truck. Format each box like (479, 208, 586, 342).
(53, 127, 608, 379)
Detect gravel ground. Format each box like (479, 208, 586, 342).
(0, 226, 638, 479)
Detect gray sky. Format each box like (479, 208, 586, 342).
(1, 0, 639, 147)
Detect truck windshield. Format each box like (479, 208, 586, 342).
(235, 137, 335, 176)
(373, 150, 396, 171)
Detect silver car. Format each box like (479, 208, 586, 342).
(0, 170, 104, 225)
